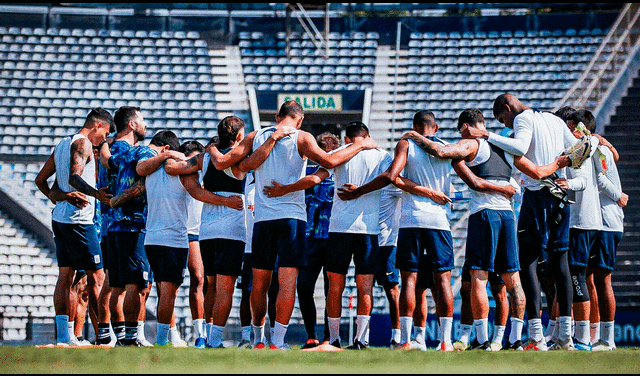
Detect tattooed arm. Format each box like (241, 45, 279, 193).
(110, 177, 146, 208)
(69, 137, 112, 205)
(401, 131, 476, 160)
(164, 153, 203, 176)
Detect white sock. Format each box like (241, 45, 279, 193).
(328, 317, 341, 344)
(474, 318, 489, 344)
(439, 317, 453, 345)
(355, 315, 369, 343)
(137, 321, 146, 341)
(601, 321, 615, 345)
(545, 320, 556, 340)
(574, 320, 590, 345)
(363, 321, 370, 345)
(169, 325, 181, 342)
(241, 326, 251, 342)
(391, 328, 401, 343)
(156, 323, 170, 345)
(399, 316, 412, 344)
(251, 324, 265, 346)
(509, 318, 524, 344)
(571, 319, 576, 338)
(193, 319, 206, 339)
(551, 318, 559, 342)
(414, 326, 426, 344)
(272, 322, 288, 348)
(590, 322, 600, 344)
(206, 322, 213, 340)
(528, 318, 544, 342)
(270, 326, 275, 343)
(67, 321, 76, 341)
(207, 325, 224, 348)
(492, 325, 506, 345)
(458, 324, 473, 345)
(109, 323, 117, 343)
(557, 316, 572, 343)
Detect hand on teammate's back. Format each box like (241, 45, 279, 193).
(358, 136, 378, 150)
(459, 124, 488, 140)
(65, 191, 90, 209)
(96, 186, 113, 206)
(430, 190, 453, 205)
(224, 195, 244, 211)
(263, 180, 287, 198)
(618, 192, 628, 208)
(500, 184, 517, 200)
(271, 126, 296, 141)
(337, 183, 361, 201)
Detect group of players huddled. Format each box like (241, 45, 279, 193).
(35, 93, 627, 351)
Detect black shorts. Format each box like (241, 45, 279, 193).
(145, 244, 189, 286)
(200, 238, 245, 277)
(325, 232, 380, 275)
(108, 231, 152, 288)
(53, 221, 102, 271)
(237, 252, 253, 291)
(251, 219, 307, 270)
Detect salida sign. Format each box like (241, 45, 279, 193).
(277, 93, 343, 112)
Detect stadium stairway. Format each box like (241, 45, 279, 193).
(208, 46, 252, 129)
(603, 70, 640, 310)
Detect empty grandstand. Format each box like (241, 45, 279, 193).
(0, 2, 638, 346)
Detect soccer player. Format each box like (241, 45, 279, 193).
(205, 101, 376, 350)
(461, 94, 581, 351)
(35, 107, 114, 345)
(179, 140, 207, 348)
(237, 172, 256, 348)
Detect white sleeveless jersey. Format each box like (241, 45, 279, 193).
(244, 172, 256, 254)
(186, 170, 204, 236)
(466, 139, 517, 214)
(378, 184, 403, 247)
(51, 134, 96, 225)
(399, 139, 452, 231)
(144, 159, 190, 248)
(328, 146, 393, 235)
(252, 127, 307, 223)
(199, 153, 247, 242)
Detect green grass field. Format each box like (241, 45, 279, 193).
(1, 346, 640, 374)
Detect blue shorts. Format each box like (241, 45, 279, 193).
(461, 259, 505, 287)
(375, 245, 399, 286)
(396, 228, 454, 274)
(326, 232, 380, 275)
(108, 231, 152, 288)
(200, 238, 245, 277)
(237, 252, 253, 291)
(517, 188, 570, 256)
(569, 228, 599, 267)
(188, 233, 199, 243)
(589, 231, 621, 271)
(466, 209, 519, 274)
(252, 219, 307, 270)
(145, 245, 189, 286)
(52, 221, 103, 271)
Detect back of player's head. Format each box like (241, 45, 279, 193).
(566, 109, 597, 133)
(413, 110, 437, 128)
(149, 130, 180, 151)
(277, 100, 304, 120)
(345, 121, 369, 139)
(457, 108, 485, 130)
(179, 140, 204, 156)
(554, 106, 577, 122)
(217, 116, 245, 149)
(492, 93, 519, 118)
(114, 106, 140, 133)
(316, 132, 340, 153)
(85, 107, 115, 133)
(207, 135, 219, 146)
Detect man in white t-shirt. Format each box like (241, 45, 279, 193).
(461, 93, 581, 351)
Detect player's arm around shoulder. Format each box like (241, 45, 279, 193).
(164, 153, 203, 176)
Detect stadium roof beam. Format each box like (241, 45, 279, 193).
(285, 3, 329, 58)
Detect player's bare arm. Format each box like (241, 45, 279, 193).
(263, 168, 330, 198)
(69, 137, 112, 205)
(513, 154, 571, 180)
(180, 173, 243, 210)
(34, 152, 56, 202)
(164, 153, 203, 176)
(300, 131, 377, 169)
(402, 131, 477, 160)
(109, 177, 146, 208)
(48, 180, 89, 208)
(452, 159, 516, 199)
(393, 176, 452, 205)
(236, 127, 295, 172)
(337, 139, 408, 201)
(593, 134, 620, 162)
(136, 150, 185, 177)
(98, 137, 114, 169)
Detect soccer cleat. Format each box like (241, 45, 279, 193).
(548, 338, 575, 351)
(435, 342, 454, 352)
(237, 339, 252, 349)
(137, 337, 154, 348)
(502, 340, 523, 351)
(346, 340, 367, 350)
(254, 342, 266, 350)
(475, 341, 492, 351)
(171, 336, 188, 348)
(523, 338, 548, 351)
(269, 343, 290, 350)
(194, 337, 207, 349)
(490, 342, 503, 352)
(469, 338, 481, 350)
(452, 340, 469, 351)
(122, 338, 144, 347)
(573, 339, 591, 351)
(389, 339, 402, 350)
(329, 340, 341, 349)
(410, 341, 427, 351)
(302, 339, 320, 349)
(591, 339, 616, 351)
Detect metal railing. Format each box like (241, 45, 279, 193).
(554, 3, 640, 114)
